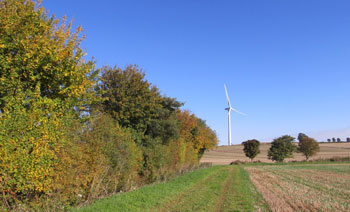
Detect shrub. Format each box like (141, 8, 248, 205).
(52, 112, 142, 206)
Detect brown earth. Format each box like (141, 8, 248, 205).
(245, 164, 350, 211)
(200, 142, 350, 165)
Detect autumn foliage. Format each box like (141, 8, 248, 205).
(0, 0, 218, 210)
(297, 133, 320, 160)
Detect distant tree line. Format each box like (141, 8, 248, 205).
(326, 137, 350, 142)
(242, 133, 320, 162)
(0, 1, 218, 210)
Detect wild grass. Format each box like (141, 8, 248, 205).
(73, 165, 269, 212)
(72, 166, 223, 212)
(215, 166, 269, 212)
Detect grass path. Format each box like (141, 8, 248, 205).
(73, 166, 269, 212)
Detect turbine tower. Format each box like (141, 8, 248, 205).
(224, 84, 246, 146)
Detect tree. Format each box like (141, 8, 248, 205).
(0, 0, 220, 209)
(242, 139, 261, 161)
(337, 138, 341, 142)
(0, 0, 98, 113)
(98, 65, 162, 134)
(0, 0, 98, 202)
(347, 138, 350, 143)
(145, 96, 183, 145)
(297, 133, 308, 141)
(332, 138, 336, 142)
(327, 138, 331, 142)
(268, 135, 296, 162)
(193, 118, 218, 159)
(297, 133, 320, 160)
(176, 110, 217, 159)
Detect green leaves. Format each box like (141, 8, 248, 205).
(0, 0, 97, 114)
(242, 139, 261, 161)
(268, 135, 297, 162)
(0, 1, 218, 210)
(0, 0, 98, 207)
(98, 65, 217, 181)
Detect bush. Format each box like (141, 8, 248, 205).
(52, 112, 142, 207)
(230, 160, 246, 165)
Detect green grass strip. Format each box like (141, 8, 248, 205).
(219, 166, 270, 212)
(154, 166, 231, 212)
(73, 165, 271, 212)
(72, 166, 223, 212)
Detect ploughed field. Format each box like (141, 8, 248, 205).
(200, 142, 350, 165)
(74, 163, 350, 212)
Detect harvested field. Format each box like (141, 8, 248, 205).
(245, 163, 350, 212)
(200, 142, 350, 165)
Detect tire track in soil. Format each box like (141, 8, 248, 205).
(214, 166, 235, 212)
(152, 166, 229, 212)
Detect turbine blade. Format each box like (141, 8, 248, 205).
(224, 84, 231, 107)
(230, 107, 247, 116)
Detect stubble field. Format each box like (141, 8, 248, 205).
(246, 163, 350, 211)
(200, 142, 350, 165)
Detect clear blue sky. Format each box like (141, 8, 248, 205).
(43, 0, 350, 145)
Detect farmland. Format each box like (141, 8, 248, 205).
(246, 163, 350, 211)
(71, 141, 350, 212)
(200, 142, 350, 165)
(75, 162, 350, 212)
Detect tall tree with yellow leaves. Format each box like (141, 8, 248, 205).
(0, 0, 98, 207)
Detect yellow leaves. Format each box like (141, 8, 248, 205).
(0, 0, 97, 121)
(0, 99, 67, 196)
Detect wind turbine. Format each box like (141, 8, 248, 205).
(224, 84, 246, 146)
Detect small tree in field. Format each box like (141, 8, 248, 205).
(347, 138, 350, 143)
(337, 138, 341, 142)
(268, 135, 296, 162)
(242, 139, 260, 161)
(297, 133, 320, 160)
(327, 138, 331, 142)
(332, 138, 336, 142)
